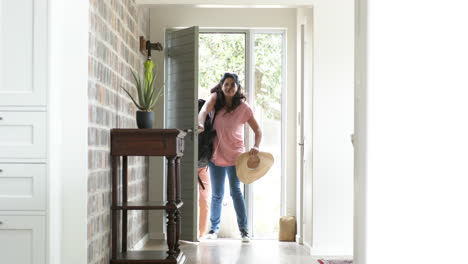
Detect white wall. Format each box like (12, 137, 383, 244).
(308, 0, 354, 256)
(148, 6, 298, 238)
(354, 0, 366, 262)
(356, 1, 468, 264)
(48, 0, 89, 263)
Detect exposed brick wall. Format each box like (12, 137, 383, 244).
(88, 1, 150, 263)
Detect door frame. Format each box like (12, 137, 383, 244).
(297, 23, 306, 244)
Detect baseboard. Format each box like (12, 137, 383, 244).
(310, 247, 353, 258)
(131, 234, 149, 250)
(296, 234, 303, 245)
(149, 232, 166, 240)
(303, 240, 312, 254)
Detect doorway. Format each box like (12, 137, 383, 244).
(197, 29, 286, 239)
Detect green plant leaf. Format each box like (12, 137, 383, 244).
(130, 70, 141, 91)
(144, 74, 153, 107)
(125, 60, 164, 111)
(149, 84, 164, 109)
(131, 71, 145, 108)
(121, 86, 143, 110)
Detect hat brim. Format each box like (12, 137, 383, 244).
(235, 151, 274, 184)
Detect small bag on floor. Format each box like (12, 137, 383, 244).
(278, 216, 296, 241)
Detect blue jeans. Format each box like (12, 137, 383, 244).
(208, 161, 248, 232)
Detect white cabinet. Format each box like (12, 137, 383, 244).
(0, 215, 45, 264)
(0, 111, 46, 160)
(0, 0, 48, 106)
(0, 1, 48, 263)
(0, 164, 46, 210)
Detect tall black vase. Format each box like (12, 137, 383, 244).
(136, 111, 154, 129)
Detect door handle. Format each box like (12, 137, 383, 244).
(184, 128, 194, 140)
(298, 142, 304, 146)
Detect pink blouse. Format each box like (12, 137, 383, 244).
(212, 102, 253, 166)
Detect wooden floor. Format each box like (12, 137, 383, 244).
(142, 239, 348, 264)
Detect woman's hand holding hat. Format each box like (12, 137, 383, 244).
(235, 151, 274, 184)
(249, 146, 259, 156)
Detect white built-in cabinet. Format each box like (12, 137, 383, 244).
(0, 164, 46, 210)
(0, 215, 46, 263)
(0, 112, 46, 160)
(0, 0, 48, 264)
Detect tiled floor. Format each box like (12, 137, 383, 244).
(142, 239, 342, 264)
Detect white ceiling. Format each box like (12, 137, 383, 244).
(136, 0, 314, 8)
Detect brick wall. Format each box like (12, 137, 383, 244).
(88, 1, 150, 263)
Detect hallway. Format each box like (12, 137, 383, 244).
(143, 239, 349, 264)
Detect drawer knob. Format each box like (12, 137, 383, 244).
(0, 117, 3, 120)
(0, 169, 2, 173)
(0, 221, 3, 225)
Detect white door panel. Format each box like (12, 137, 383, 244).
(166, 26, 199, 241)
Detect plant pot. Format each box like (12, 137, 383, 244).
(136, 111, 154, 129)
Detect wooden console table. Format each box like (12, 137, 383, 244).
(110, 129, 187, 264)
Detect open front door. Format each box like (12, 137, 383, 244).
(165, 26, 199, 241)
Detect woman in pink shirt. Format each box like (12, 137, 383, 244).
(198, 72, 262, 242)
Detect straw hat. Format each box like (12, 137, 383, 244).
(235, 151, 274, 184)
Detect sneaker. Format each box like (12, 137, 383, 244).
(202, 230, 218, 240)
(240, 230, 250, 243)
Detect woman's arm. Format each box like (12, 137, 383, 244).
(247, 115, 262, 156)
(198, 93, 217, 133)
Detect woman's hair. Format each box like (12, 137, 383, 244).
(210, 72, 246, 114)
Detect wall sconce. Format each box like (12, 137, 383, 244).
(139, 36, 163, 59)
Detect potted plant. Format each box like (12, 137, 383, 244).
(122, 59, 163, 128)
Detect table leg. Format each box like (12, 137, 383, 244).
(111, 156, 119, 259)
(175, 157, 181, 253)
(166, 208, 177, 259)
(122, 156, 128, 252)
(166, 157, 177, 259)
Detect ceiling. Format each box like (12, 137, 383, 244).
(136, 0, 314, 8)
